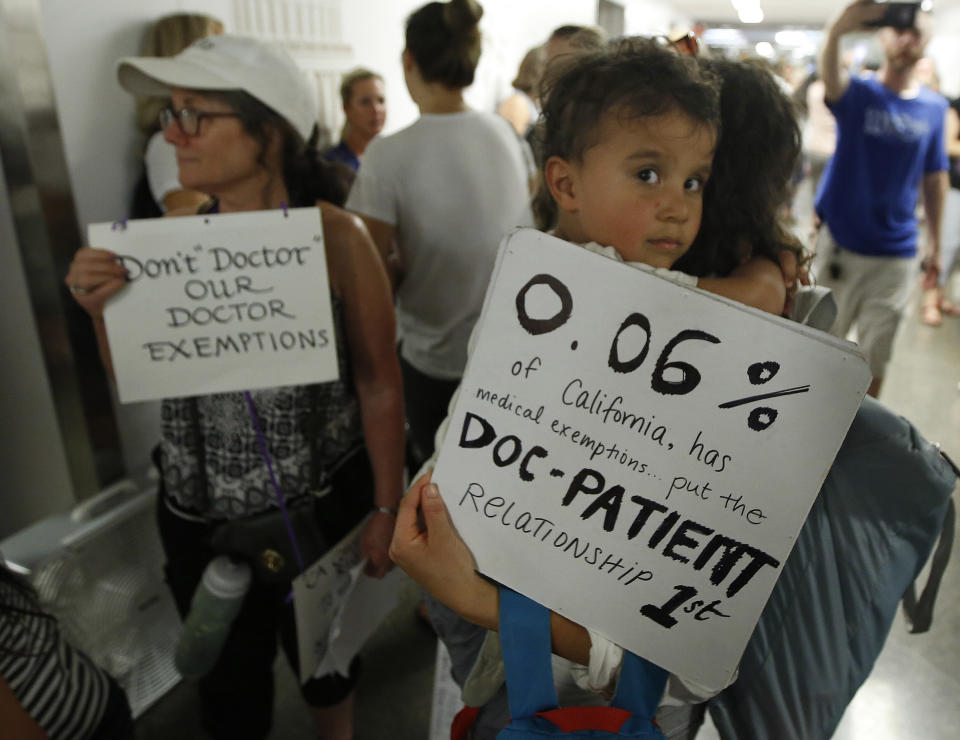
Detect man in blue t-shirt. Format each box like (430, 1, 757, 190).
(815, 0, 948, 398)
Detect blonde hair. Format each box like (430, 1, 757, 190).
(135, 13, 224, 136)
(340, 67, 384, 107)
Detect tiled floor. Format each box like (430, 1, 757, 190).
(135, 210, 960, 739)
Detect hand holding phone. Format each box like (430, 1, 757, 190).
(865, 2, 920, 29)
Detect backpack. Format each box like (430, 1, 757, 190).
(707, 396, 957, 738)
(497, 586, 667, 739)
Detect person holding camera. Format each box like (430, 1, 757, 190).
(813, 0, 948, 397)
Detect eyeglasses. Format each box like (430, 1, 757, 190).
(159, 106, 239, 136)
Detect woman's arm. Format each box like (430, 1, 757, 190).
(0, 675, 48, 740)
(357, 214, 404, 291)
(497, 94, 532, 137)
(321, 203, 406, 578)
(697, 255, 790, 316)
(391, 472, 591, 665)
(945, 107, 960, 161)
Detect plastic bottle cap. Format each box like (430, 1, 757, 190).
(202, 555, 252, 600)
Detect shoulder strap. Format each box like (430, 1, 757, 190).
(499, 586, 668, 722)
(499, 586, 559, 718)
(902, 449, 959, 634)
(902, 494, 956, 634)
(610, 651, 669, 719)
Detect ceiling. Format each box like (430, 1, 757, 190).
(668, 0, 954, 28)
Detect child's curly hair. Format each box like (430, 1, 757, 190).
(531, 37, 720, 232)
(673, 57, 808, 277)
(538, 37, 720, 167)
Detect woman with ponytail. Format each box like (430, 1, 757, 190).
(65, 36, 404, 740)
(347, 0, 534, 474)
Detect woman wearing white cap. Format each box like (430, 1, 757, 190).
(64, 35, 404, 740)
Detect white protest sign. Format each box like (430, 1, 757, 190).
(90, 208, 338, 403)
(292, 516, 405, 684)
(432, 229, 871, 691)
(311, 568, 406, 679)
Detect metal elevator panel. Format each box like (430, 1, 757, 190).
(0, 0, 125, 517)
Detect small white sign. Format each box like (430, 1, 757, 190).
(292, 516, 405, 684)
(90, 208, 339, 403)
(432, 229, 871, 691)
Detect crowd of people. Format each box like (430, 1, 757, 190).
(2, 0, 955, 738)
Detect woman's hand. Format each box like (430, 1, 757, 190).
(360, 510, 396, 579)
(63, 247, 128, 318)
(389, 472, 498, 628)
(776, 248, 811, 317)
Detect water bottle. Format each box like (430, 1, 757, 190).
(174, 555, 252, 678)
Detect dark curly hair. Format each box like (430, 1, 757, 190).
(539, 37, 720, 166)
(532, 37, 720, 231)
(200, 90, 354, 208)
(673, 57, 807, 278)
(405, 0, 484, 89)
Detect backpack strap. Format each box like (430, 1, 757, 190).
(610, 651, 669, 719)
(902, 496, 956, 633)
(499, 586, 559, 718)
(499, 586, 669, 722)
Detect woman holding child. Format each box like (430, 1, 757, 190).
(65, 35, 404, 740)
(391, 38, 805, 739)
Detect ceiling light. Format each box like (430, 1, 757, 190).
(755, 41, 775, 58)
(733, 0, 764, 24)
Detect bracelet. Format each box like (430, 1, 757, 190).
(374, 505, 398, 516)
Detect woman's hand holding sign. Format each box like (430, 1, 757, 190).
(64, 247, 128, 319)
(65, 246, 129, 379)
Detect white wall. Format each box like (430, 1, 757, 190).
(343, 0, 600, 137)
(624, 0, 690, 36)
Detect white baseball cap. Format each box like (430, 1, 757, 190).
(117, 34, 318, 141)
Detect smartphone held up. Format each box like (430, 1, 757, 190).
(864, 1, 925, 30)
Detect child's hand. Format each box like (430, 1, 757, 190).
(389, 472, 497, 626)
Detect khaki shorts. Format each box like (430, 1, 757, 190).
(813, 226, 914, 378)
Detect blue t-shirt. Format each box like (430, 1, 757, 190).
(815, 75, 948, 257)
(323, 141, 360, 172)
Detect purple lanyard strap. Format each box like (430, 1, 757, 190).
(243, 390, 307, 577)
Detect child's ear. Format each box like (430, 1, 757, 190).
(544, 156, 579, 213)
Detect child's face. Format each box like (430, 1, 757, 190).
(552, 108, 715, 269)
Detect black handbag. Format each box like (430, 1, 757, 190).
(209, 445, 375, 584)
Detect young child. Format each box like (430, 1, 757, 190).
(392, 39, 795, 739)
